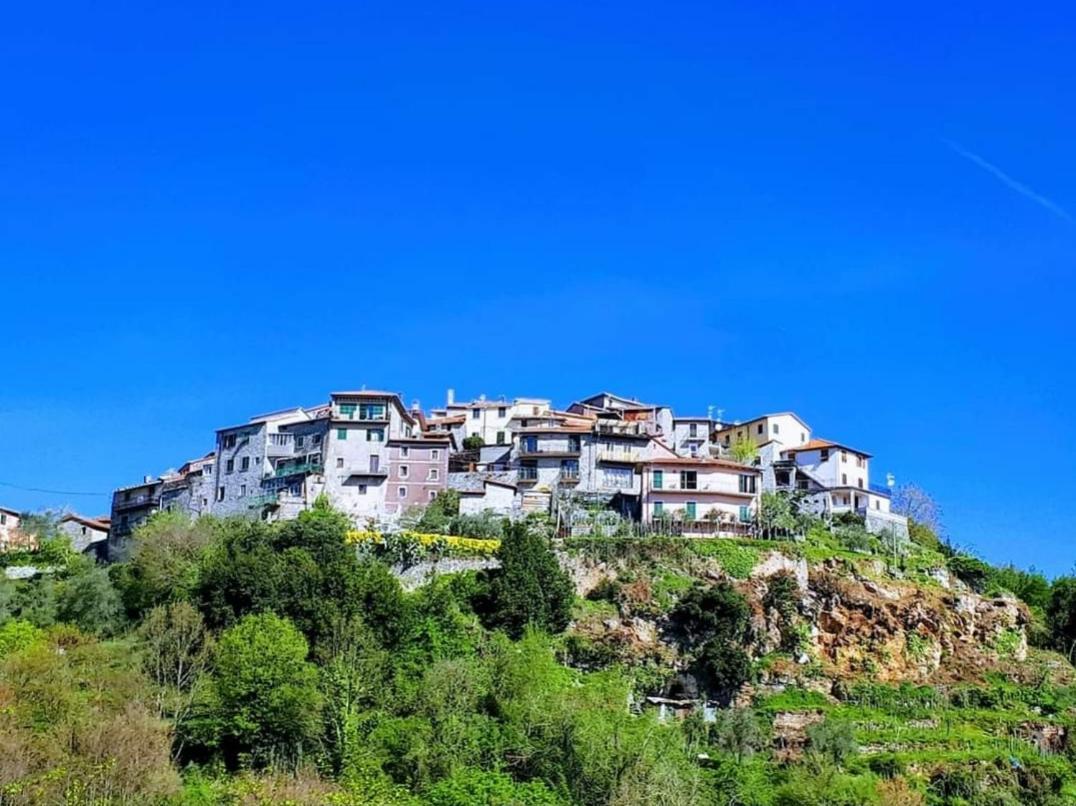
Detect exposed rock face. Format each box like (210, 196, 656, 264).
(558, 548, 1031, 687)
(772, 710, 825, 761)
(808, 563, 1029, 682)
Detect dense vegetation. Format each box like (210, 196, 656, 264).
(3, 492, 1076, 804)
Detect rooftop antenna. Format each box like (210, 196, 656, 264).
(706, 404, 714, 421)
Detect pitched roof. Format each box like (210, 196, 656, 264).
(61, 513, 110, 532)
(784, 438, 872, 458)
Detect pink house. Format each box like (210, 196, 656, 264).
(641, 457, 760, 534)
(384, 436, 451, 516)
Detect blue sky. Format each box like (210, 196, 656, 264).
(1, 3, 1074, 573)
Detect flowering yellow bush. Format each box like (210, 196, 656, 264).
(346, 530, 501, 556)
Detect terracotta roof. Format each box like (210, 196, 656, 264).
(516, 426, 592, 435)
(644, 456, 759, 472)
(427, 416, 465, 425)
(784, 438, 871, 458)
(62, 513, 110, 532)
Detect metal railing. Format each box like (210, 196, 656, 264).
(273, 462, 324, 478)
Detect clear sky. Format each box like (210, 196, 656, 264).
(2, 3, 1073, 573)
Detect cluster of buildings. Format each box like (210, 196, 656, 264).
(0, 505, 110, 559)
(104, 388, 908, 557)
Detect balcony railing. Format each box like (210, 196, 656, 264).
(558, 471, 580, 484)
(114, 494, 155, 511)
(517, 445, 581, 458)
(597, 450, 641, 463)
(517, 467, 539, 481)
(248, 492, 280, 508)
(273, 462, 324, 478)
(334, 407, 389, 421)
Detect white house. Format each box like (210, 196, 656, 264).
(0, 506, 23, 551)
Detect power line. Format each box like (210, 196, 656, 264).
(0, 480, 110, 498)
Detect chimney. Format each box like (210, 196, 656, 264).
(446, 388, 455, 406)
(143, 475, 153, 484)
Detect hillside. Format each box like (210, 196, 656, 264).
(1, 500, 1075, 805)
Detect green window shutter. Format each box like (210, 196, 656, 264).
(686, 502, 697, 520)
(739, 505, 750, 523)
(337, 428, 347, 440)
(653, 470, 663, 489)
(654, 502, 663, 516)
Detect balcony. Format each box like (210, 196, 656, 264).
(597, 450, 641, 464)
(266, 434, 295, 457)
(273, 461, 324, 478)
(248, 492, 280, 508)
(517, 445, 581, 459)
(333, 406, 389, 422)
(114, 494, 155, 511)
(517, 466, 539, 482)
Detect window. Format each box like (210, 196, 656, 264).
(222, 434, 237, 449)
(2, 514, 7, 525)
(841, 450, 848, 463)
(561, 459, 579, 479)
(568, 436, 581, 452)
(875, 499, 881, 510)
(398, 486, 407, 499)
(313, 434, 322, 445)
(496, 431, 506, 445)
(472, 408, 481, 419)
(652, 469, 664, 489)
(202, 465, 213, 476)
(241, 457, 250, 471)
(358, 484, 367, 494)
(842, 473, 848, 485)
(429, 490, 437, 501)
(431, 449, 440, 460)
(820, 448, 829, 461)
(522, 436, 538, 453)
(653, 502, 664, 517)
(801, 432, 806, 443)
(679, 470, 697, 490)
(739, 474, 757, 494)
(685, 501, 697, 520)
(240, 484, 247, 497)
(689, 423, 698, 438)
(400, 445, 409, 457)
(339, 403, 357, 418)
(739, 505, 751, 523)
(226, 459, 234, 474)
(773, 423, 780, 434)
(358, 403, 386, 420)
(254, 457, 260, 465)
(689, 445, 698, 456)
(370, 456, 380, 473)
(336, 457, 344, 468)
(201, 497, 208, 508)
(367, 428, 384, 442)
(498, 406, 507, 418)
(296, 435, 305, 448)
(857, 478, 864, 489)
(400, 465, 409, 478)
(217, 486, 225, 502)
(337, 428, 348, 440)
(757, 423, 764, 435)
(429, 468, 439, 480)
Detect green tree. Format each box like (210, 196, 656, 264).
(55, 564, 124, 636)
(1047, 576, 1076, 660)
(757, 491, 798, 538)
(207, 612, 323, 769)
(115, 509, 218, 616)
(485, 523, 573, 639)
(425, 768, 565, 806)
(462, 435, 485, 450)
(670, 582, 752, 701)
(729, 436, 758, 464)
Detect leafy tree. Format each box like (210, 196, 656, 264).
(729, 436, 758, 464)
(206, 612, 323, 769)
(115, 510, 218, 617)
(138, 601, 214, 754)
(484, 523, 573, 639)
(989, 564, 1051, 610)
(462, 435, 485, 450)
(757, 491, 798, 538)
(670, 582, 752, 701)
(805, 718, 858, 770)
(1047, 576, 1076, 660)
(414, 489, 462, 534)
(55, 564, 124, 636)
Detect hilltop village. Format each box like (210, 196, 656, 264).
(101, 389, 908, 558)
